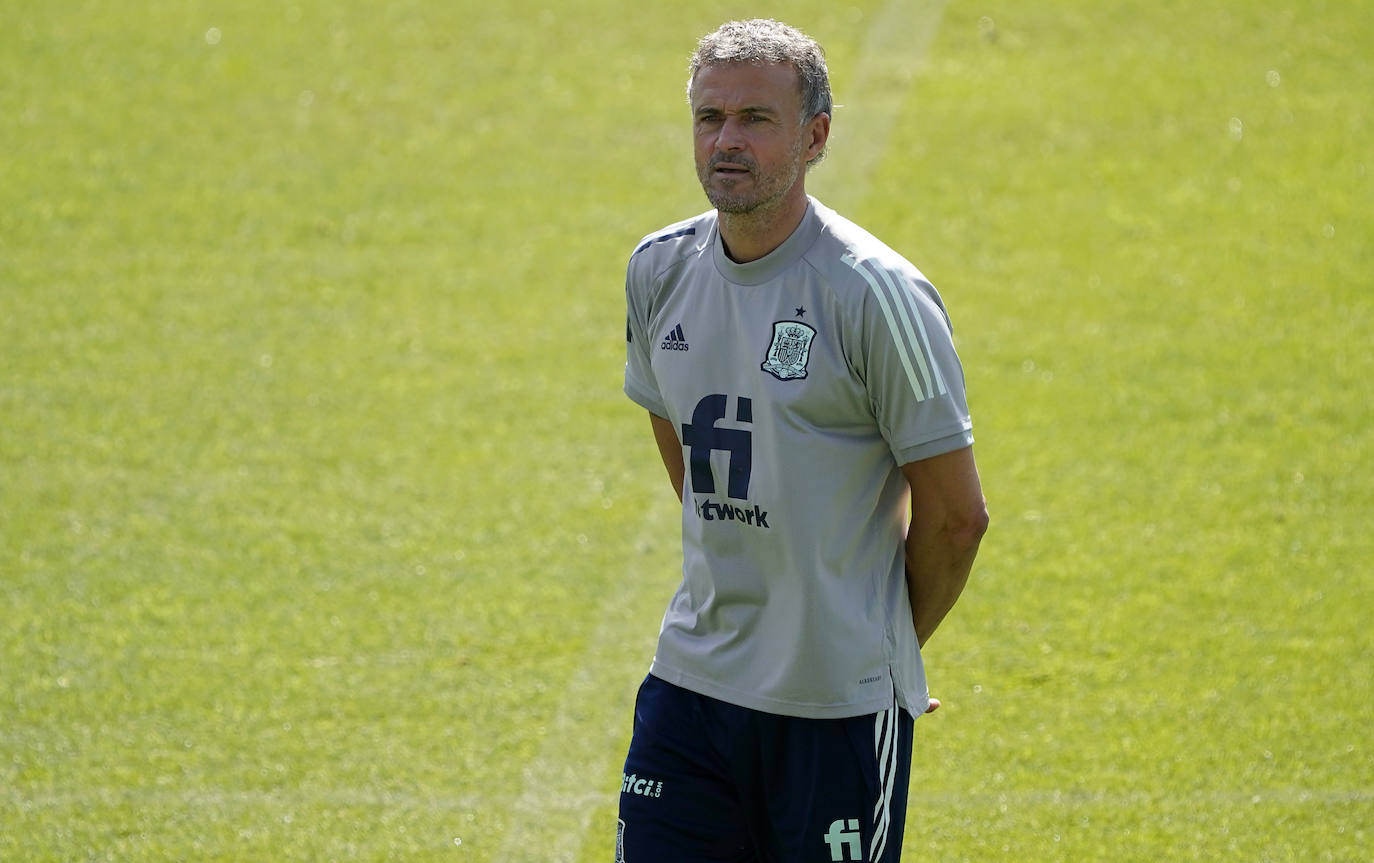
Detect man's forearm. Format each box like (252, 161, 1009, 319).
(900, 448, 989, 647)
(905, 518, 985, 647)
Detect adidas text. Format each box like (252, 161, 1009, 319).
(660, 323, 689, 351)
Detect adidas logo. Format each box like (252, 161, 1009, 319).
(660, 323, 690, 352)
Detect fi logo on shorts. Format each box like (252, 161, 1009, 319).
(823, 818, 862, 861)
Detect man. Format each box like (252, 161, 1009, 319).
(618, 19, 988, 862)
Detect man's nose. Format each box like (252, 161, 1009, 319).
(716, 116, 747, 151)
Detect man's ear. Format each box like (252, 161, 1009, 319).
(806, 112, 831, 162)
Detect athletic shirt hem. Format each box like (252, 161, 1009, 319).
(649, 661, 903, 720)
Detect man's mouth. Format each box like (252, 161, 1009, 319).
(712, 160, 752, 176)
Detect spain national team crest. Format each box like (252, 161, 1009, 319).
(761, 320, 817, 381)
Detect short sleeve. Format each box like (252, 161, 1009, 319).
(848, 257, 974, 464)
(623, 253, 668, 417)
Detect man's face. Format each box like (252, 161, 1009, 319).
(690, 62, 824, 215)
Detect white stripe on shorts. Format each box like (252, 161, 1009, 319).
(869, 703, 899, 861)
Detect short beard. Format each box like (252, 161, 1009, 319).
(698, 151, 801, 216)
(708, 189, 762, 214)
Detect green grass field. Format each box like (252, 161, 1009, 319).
(2, 1, 1369, 860)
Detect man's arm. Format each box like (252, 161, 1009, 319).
(649, 412, 685, 500)
(902, 446, 989, 647)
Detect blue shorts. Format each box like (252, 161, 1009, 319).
(616, 674, 914, 862)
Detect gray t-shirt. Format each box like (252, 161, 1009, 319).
(624, 197, 973, 719)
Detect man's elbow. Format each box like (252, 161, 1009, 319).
(950, 500, 990, 552)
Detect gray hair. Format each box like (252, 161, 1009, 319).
(687, 19, 833, 125)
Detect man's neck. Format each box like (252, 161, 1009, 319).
(717, 192, 810, 263)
